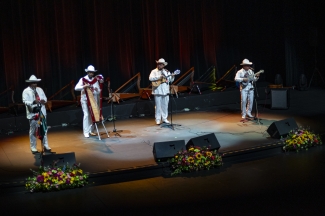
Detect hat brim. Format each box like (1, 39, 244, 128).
(85, 70, 97, 72)
(240, 63, 252, 65)
(26, 79, 41, 82)
(156, 61, 168, 66)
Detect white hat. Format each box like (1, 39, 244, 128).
(26, 75, 41, 82)
(156, 58, 168, 66)
(85, 65, 97, 72)
(240, 59, 253, 65)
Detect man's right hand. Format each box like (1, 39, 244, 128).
(243, 78, 248, 82)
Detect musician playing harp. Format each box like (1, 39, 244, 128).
(75, 65, 104, 138)
(149, 58, 175, 125)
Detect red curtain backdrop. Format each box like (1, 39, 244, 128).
(1, 0, 323, 106)
(0, 0, 221, 103)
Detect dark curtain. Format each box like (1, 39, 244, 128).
(0, 0, 221, 103)
(0, 0, 323, 106)
(283, 0, 324, 87)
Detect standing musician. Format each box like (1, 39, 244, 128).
(22, 75, 51, 153)
(235, 59, 260, 119)
(75, 65, 104, 138)
(149, 58, 175, 125)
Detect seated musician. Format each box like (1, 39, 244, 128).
(75, 65, 104, 138)
(149, 58, 175, 125)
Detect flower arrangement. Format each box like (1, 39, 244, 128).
(282, 127, 322, 152)
(168, 146, 223, 176)
(26, 163, 89, 192)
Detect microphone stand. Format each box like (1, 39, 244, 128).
(161, 77, 181, 130)
(108, 89, 122, 137)
(251, 71, 263, 125)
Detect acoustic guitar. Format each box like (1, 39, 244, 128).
(152, 70, 180, 87)
(246, 70, 264, 82)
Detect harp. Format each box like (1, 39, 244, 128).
(46, 80, 78, 112)
(189, 66, 218, 94)
(215, 65, 237, 90)
(82, 75, 109, 140)
(107, 73, 141, 103)
(1, 85, 25, 115)
(169, 67, 195, 97)
(0, 86, 12, 114)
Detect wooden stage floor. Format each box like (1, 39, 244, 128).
(1, 91, 325, 183)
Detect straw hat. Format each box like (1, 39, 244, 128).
(156, 58, 168, 66)
(85, 65, 97, 72)
(240, 59, 253, 65)
(25, 75, 41, 82)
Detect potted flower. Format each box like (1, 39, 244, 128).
(168, 146, 222, 176)
(282, 127, 322, 152)
(26, 163, 89, 192)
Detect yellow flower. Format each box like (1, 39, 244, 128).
(196, 153, 202, 159)
(189, 148, 194, 151)
(187, 157, 194, 163)
(206, 152, 212, 157)
(205, 161, 210, 166)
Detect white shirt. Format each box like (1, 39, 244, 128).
(149, 68, 175, 95)
(22, 86, 47, 119)
(75, 75, 101, 101)
(235, 68, 259, 90)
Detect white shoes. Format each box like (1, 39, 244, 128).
(84, 133, 89, 138)
(242, 115, 246, 119)
(163, 119, 170, 124)
(31, 147, 38, 153)
(44, 146, 51, 151)
(156, 120, 161, 125)
(247, 113, 254, 118)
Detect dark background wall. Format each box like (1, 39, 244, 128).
(0, 0, 324, 105)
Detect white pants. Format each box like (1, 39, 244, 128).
(154, 95, 169, 122)
(29, 119, 49, 149)
(240, 88, 254, 116)
(81, 99, 95, 136)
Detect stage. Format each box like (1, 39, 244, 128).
(0, 85, 325, 184)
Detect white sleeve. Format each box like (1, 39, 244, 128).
(22, 90, 33, 106)
(167, 71, 175, 83)
(235, 71, 244, 82)
(75, 78, 84, 91)
(38, 88, 47, 102)
(149, 70, 160, 81)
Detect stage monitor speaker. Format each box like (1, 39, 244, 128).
(186, 133, 220, 151)
(153, 140, 185, 162)
(271, 89, 289, 109)
(267, 118, 298, 139)
(42, 152, 76, 167)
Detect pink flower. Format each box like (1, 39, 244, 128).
(36, 175, 44, 183)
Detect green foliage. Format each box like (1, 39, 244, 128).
(25, 163, 89, 192)
(282, 127, 322, 152)
(168, 146, 223, 176)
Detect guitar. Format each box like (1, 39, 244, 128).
(245, 70, 264, 82)
(152, 69, 181, 87)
